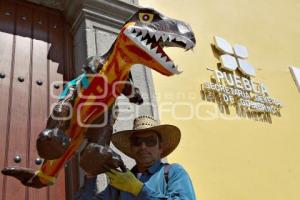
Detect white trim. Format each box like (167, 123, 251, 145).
(289, 66, 300, 93)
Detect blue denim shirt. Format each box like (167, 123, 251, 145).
(96, 161, 196, 200)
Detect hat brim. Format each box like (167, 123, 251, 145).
(111, 124, 181, 159)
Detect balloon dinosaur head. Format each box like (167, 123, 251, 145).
(119, 8, 196, 76)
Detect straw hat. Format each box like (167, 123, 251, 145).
(112, 116, 181, 158)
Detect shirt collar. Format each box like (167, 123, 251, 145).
(131, 160, 164, 175)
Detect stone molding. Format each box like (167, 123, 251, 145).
(26, 0, 139, 33)
(64, 0, 139, 33)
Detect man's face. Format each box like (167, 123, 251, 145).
(130, 131, 163, 168)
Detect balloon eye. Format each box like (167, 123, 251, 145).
(139, 13, 154, 23)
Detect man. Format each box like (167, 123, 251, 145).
(76, 115, 196, 199)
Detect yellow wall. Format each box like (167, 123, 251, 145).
(139, 0, 300, 200)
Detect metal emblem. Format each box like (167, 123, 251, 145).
(214, 36, 256, 77)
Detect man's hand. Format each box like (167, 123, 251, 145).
(106, 169, 143, 196)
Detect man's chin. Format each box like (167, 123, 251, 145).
(137, 158, 155, 166)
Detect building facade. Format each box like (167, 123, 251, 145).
(139, 0, 300, 200)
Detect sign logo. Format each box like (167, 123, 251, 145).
(214, 36, 256, 77)
(200, 36, 282, 123)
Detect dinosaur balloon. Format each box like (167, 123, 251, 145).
(1, 8, 196, 188)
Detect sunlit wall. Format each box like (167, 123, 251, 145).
(139, 0, 300, 199)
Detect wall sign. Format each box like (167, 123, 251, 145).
(201, 36, 282, 123)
